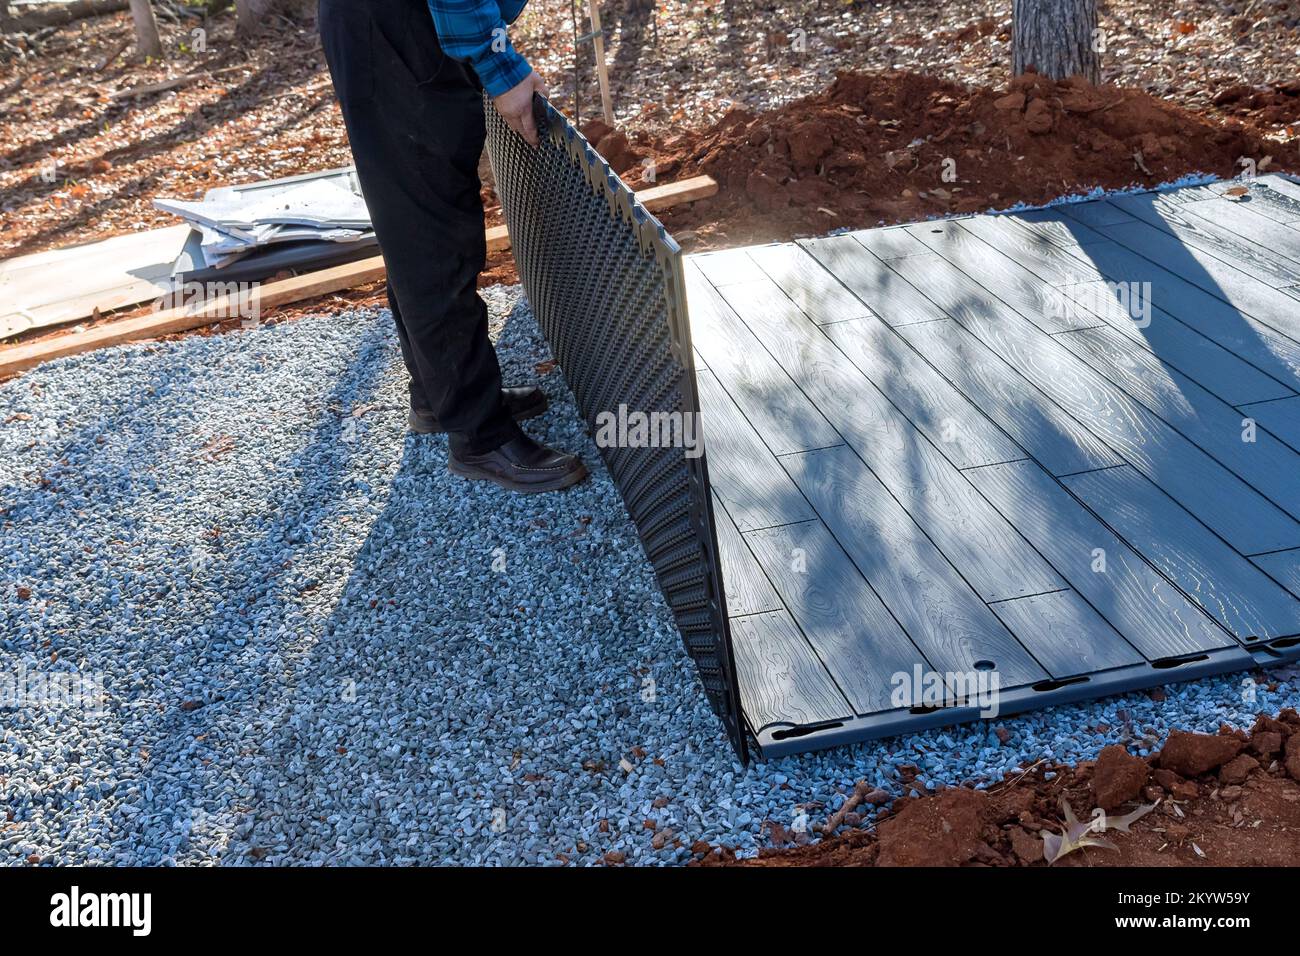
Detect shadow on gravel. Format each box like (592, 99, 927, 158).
(235, 299, 729, 866)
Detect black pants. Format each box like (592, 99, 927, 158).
(318, 0, 515, 454)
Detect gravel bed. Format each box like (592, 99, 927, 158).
(2, 285, 1298, 866)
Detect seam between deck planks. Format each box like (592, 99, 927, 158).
(985, 217, 1300, 398)
(1052, 207, 1300, 346)
(684, 263, 842, 457)
(710, 272, 1065, 603)
(774, 444, 1050, 686)
(885, 225, 1300, 555)
(946, 213, 1300, 515)
(955, 214, 1300, 403)
(1060, 464, 1300, 641)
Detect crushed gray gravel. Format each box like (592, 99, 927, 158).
(2, 285, 1298, 866)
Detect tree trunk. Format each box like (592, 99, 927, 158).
(128, 0, 163, 58)
(1012, 0, 1100, 83)
(236, 0, 275, 36)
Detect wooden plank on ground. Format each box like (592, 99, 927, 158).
(886, 251, 1300, 555)
(1053, 323, 1300, 518)
(893, 318, 1122, 477)
(711, 493, 783, 618)
(798, 235, 947, 327)
(0, 254, 389, 378)
(743, 243, 874, 325)
(729, 610, 854, 731)
(1, 174, 715, 363)
(694, 369, 816, 533)
(1065, 465, 1300, 642)
(990, 589, 1143, 676)
(781, 445, 1048, 686)
(967, 460, 1235, 659)
(1, 225, 190, 339)
(1239, 395, 1300, 452)
(715, 277, 1063, 601)
(685, 265, 841, 455)
(813, 316, 1026, 470)
(744, 518, 933, 715)
(635, 174, 719, 210)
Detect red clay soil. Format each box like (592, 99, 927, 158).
(586, 69, 1298, 253)
(697, 710, 1300, 867)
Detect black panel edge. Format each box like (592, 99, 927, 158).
(484, 94, 748, 762)
(754, 642, 1295, 759)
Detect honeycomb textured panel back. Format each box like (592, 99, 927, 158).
(483, 96, 746, 760)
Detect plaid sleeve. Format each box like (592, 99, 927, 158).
(426, 0, 532, 98)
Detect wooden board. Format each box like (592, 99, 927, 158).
(0, 253, 389, 378)
(0, 225, 190, 339)
(0, 174, 716, 364)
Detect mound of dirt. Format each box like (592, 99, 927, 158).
(698, 708, 1300, 867)
(603, 69, 1294, 252)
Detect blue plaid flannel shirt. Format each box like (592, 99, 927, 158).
(427, 0, 532, 98)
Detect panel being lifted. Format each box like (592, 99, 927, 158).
(484, 94, 1300, 760)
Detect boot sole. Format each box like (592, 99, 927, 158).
(409, 394, 549, 435)
(448, 457, 590, 494)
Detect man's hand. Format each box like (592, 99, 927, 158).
(493, 71, 548, 147)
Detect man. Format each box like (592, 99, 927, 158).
(318, 0, 588, 494)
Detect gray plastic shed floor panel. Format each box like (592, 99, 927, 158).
(688, 175, 1300, 758)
